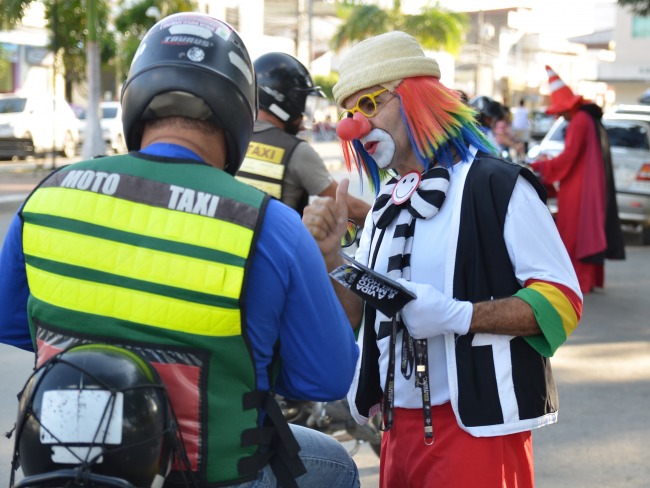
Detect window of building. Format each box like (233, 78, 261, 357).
(632, 15, 650, 38)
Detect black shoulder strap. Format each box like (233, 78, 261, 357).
(240, 391, 306, 488)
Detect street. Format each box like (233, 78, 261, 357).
(0, 147, 649, 486)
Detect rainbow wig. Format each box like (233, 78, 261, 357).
(340, 76, 496, 195)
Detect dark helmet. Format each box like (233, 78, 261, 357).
(13, 344, 179, 488)
(254, 52, 325, 132)
(121, 12, 256, 175)
(469, 95, 506, 126)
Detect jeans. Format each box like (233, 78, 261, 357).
(229, 424, 360, 488)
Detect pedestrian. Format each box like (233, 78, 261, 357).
(530, 66, 625, 293)
(494, 111, 516, 162)
(303, 31, 582, 487)
(469, 94, 506, 149)
(237, 52, 370, 223)
(512, 98, 531, 154)
(0, 13, 360, 488)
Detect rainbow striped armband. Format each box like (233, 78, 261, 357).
(514, 279, 582, 357)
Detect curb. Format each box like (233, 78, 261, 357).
(0, 142, 344, 213)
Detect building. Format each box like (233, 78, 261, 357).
(0, 2, 66, 98)
(598, 4, 650, 104)
(2, 0, 647, 110)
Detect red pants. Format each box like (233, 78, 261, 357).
(379, 403, 534, 488)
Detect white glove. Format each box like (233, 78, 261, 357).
(395, 279, 473, 339)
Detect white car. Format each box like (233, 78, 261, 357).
(0, 93, 80, 160)
(530, 108, 556, 141)
(77, 101, 126, 154)
(528, 112, 650, 244)
(611, 104, 650, 116)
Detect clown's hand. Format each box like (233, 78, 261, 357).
(303, 179, 349, 262)
(395, 279, 473, 339)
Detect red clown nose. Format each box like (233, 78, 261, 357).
(336, 112, 371, 141)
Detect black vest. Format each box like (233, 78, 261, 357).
(237, 127, 308, 213)
(354, 154, 559, 433)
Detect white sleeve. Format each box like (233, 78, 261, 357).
(504, 176, 581, 297)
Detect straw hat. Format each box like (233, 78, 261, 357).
(545, 65, 584, 115)
(333, 31, 441, 107)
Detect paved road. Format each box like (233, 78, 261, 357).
(354, 237, 650, 488)
(1, 144, 649, 487)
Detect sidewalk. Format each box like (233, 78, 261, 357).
(0, 141, 347, 213)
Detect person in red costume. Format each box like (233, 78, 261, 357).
(530, 66, 625, 293)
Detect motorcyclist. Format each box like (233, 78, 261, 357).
(237, 52, 370, 223)
(469, 95, 507, 149)
(0, 12, 360, 488)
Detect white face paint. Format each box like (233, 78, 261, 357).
(360, 128, 396, 169)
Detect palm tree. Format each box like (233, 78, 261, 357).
(0, 0, 113, 158)
(0, 1, 33, 29)
(618, 0, 650, 15)
(0, 0, 115, 101)
(331, 0, 467, 55)
(0, 45, 10, 83)
(113, 0, 197, 83)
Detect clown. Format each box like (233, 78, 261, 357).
(334, 47, 495, 194)
(303, 31, 584, 488)
(530, 66, 625, 293)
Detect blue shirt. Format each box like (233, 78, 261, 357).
(0, 144, 358, 401)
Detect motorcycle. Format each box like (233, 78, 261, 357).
(277, 396, 382, 458)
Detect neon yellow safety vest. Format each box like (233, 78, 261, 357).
(20, 153, 297, 486)
(237, 126, 308, 211)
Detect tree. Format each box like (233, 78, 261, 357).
(314, 73, 339, 101)
(49, 0, 115, 101)
(113, 0, 197, 84)
(617, 0, 650, 16)
(1, 0, 113, 159)
(0, 0, 115, 101)
(0, 45, 10, 80)
(330, 0, 467, 55)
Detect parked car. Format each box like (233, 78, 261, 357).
(77, 101, 126, 154)
(530, 108, 556, 141)
(610, 104, 650, 116)
(0, 93, 79, 160)
(527, 112, 650, 244)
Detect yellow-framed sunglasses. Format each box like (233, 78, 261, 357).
(341, 219, 360, 248)
(338, 88, 388, 121)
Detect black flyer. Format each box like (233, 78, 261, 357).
(330, 252, 416, 318)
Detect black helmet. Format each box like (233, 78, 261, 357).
(254, 52, 325, 132)
(121, 13, 256, 175)
(13, 344, 181, 488)
(469, 95, 506, 126)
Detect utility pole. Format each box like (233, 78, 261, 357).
(296, 0, 311, 65)
(82, 0, 106, 160)
(307, 0, 313, 66)
(50, 1, 58, 170)
(475, 9, 484, 97)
